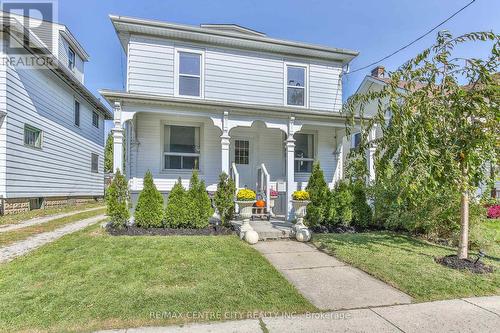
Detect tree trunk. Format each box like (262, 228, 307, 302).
(458, 190, 469, 259)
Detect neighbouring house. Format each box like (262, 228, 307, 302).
(101, 15, 370, 219)
(355, 65, 500, 198)
(0, 12, 112, 214)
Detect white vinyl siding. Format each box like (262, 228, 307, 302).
(126, 35, 343, 111)
(4, 59, 105, 198)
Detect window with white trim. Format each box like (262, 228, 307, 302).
(294, 133, 314, 173)
(351, 132, 361, 151)
(163, 125, 200, 170)
(234, 140, 249, 165)
(74, 100, 80, 127)
(68, 47, 75, 70)
(91, 153, 99, 173)
(92, 111, 99, 128)
(24, 124, 42, 148)
(177, 51, 203, 97)
(286, 64, 306, 106)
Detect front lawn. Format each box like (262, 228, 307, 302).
(0, 225, 315, 332)
(312, 226, 500, 302)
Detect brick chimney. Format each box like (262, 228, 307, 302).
(371, 66, 385, 78)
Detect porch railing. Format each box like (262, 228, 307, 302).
(257, 163, 271, 213)
(230, 162, 240, 190)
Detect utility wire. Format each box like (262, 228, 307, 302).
(347, 0, 477, 75)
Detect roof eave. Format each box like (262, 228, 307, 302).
(109, 15, 359, 64)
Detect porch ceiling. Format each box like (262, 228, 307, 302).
(99, 90, 367, 123)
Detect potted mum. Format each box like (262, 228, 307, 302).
(269, 189, 279, 216)
(236, 188, 256, 222)
(291, 190, 310, 227)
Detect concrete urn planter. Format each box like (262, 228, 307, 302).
(244, 229, 259, 244)
(236, 200, 256, 239)
(291, 200, 311, 242)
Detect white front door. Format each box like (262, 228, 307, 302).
(230, 137, 255, 189)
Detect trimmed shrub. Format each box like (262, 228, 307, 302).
(134, 170, 164, 228)
(164, 178, 192, 228)
(305, 161, 330, 227)
(106, 169, 130, 228)
(214, 172, 236, 226)
(329, 180, 353, 226)
(351, 181, 372, 229)
(187, 170, 213, 228)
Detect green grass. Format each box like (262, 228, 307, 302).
(312, 222, 500, 302)
(0, 202, 104, 226)
(0, 226, 315, 332)
(0, 207, 107, 246)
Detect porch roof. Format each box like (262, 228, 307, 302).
(99, 90, 367, 122)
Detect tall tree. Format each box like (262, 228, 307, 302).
(344, 31, 499, 259)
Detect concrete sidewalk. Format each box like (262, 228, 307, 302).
(253, 240, 412, 310)
(0, 206, 105, 233)
(96, 296, 500, 333)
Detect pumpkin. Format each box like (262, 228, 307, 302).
(255, 200, 265, 208)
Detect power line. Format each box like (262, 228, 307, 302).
(347, 0, 477, 75)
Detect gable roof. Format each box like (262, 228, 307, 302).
(110, 15, 359, 64)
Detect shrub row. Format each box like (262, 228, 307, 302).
(305, 162, 372, 230)
(106, 170, 236, 229)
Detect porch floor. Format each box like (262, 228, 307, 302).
(230, 218, 293, 241)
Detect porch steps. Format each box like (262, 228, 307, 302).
(230, 219, 294, 241)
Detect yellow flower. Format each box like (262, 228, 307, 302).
(292, 190, 310, 201)
(237, 188, 256, 201)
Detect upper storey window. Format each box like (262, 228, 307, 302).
(68, 47, 75, 70)
(285, 63, 308, 107)
(175, 49, 204, 98)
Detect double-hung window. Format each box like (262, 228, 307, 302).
(92, 111, 99, 128)
(24, 124, 42, 148)
(163, 125, 200, 170)
(285, 64, 307, 107)
(351, 132, 361, 151)
(91, 153, 99, 173)
(74, 100, 80, 127)
(294, 133, 314, 173)
(176, 50, 203, 97)
(68, 47, 75, 70)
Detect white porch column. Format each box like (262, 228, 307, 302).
(112, 101, 124, 174)
(286, 117, 297, 221)
(366, 126, 377, 184)
(220, 111, 230, 174)
(333, 131, 345, 185)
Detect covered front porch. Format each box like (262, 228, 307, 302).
(110, 100, 375, 220)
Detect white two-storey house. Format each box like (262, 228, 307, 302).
(101, 15, 363, 219)
(0, 12, 112, 214)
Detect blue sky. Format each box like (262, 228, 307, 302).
(56, 0, 499, 118)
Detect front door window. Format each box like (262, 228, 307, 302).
(234, 140, 249, 165)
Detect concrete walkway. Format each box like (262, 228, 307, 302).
(96, 296, 500, 333)
(0, 214, 106, 263)
(0, 206, 105, 233)
(253, 240, 412, 310)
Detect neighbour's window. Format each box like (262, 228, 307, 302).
(68, 47, 75, 70)
(74, 100, 80, 127)
(92, 111, 99, 128)
(286, 65, 306, 106)
(352, 133, 361, 151)
(91, 153, 99, 173)
(163, 125, 200, 170)
(177, 51, 202, 97)
(24, 124, 42, 148)
(234, 140, 249, 165)
(294, 133, 314, 173)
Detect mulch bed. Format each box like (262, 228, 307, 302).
(107, 225, 235, 236)
(435, 255, 494, 274)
